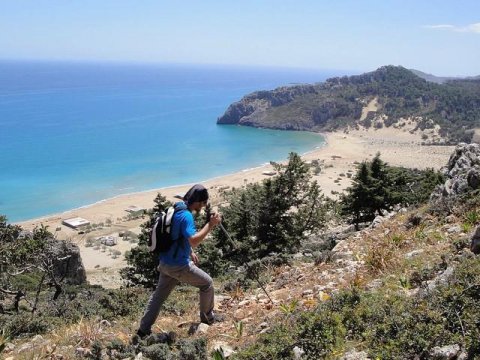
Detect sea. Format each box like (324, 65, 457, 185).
(0, 60, 339, 222)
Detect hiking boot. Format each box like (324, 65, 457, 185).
(201, 312, 226, 325)
(145, 331, 177, 346)
(131, 329, 151, 345)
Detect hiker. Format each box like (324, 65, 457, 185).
(135, 184, 222, 339)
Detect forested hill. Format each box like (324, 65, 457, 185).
(217, 65, 480, 143)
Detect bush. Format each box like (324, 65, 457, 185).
(233, 257, 480, 359)
(121, 194, 172, 288)
(142, 343, 171, 360)
(199, 153, 329, 276)
(1, 312, 51, 338)
(341, 154, 444, 229)
(176, 338, 208, 360)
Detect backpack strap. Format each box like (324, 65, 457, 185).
(171, 202, 188, 259)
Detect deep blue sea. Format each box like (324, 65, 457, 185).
(0, 61, 338, 222)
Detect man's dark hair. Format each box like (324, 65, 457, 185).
(183, 184, 209, 205)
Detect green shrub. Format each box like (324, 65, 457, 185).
(1, 312, 51, 338)
(142, 343, 171, 360)
(233, 257, 480, 359)
(297, 311, 346, 358)
(199, 153, 328, 277)
(176, 338, 208, 360)
(121, 194, 172, 288)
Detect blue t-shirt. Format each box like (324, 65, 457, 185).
(159, 202, 196, 266)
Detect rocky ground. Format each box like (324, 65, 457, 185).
(4, 144, 479, 360)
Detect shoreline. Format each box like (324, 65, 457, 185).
(18, 127, 453, 233)
(15, 135, 326, 227)
(16, 127, 455, 287)
(12, 146, 326, 226)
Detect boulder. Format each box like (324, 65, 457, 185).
(293, 346, 305, 359)
(212, 341, 236, 357)
(431, 143, 480, 201)
(188, 323, 209, 335)
(425, 267, 454, 293)
(46, 239, 86, 284)
(470, 225, 480, 255)
(467, 166, 480, 188)
(429, 344, 461, 359)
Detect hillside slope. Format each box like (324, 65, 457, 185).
(4, 144, 480, 359)
(218, 66, 480, 144)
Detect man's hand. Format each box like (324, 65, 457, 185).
(189, 212, 222, 248)
(191, 252, 199, 265)
(209, 212, 222, 228)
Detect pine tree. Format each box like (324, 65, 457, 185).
(199, 153, 328, 275)
(120, 194, 172, 288)
(341, 161, 377, 229)
(370, 153, 390, 216)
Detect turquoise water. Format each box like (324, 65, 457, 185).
(0, 61, 334, 222)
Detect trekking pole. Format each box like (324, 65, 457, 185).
(218, 223, 274, 304)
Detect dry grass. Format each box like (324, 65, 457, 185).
(6, 204, 473, 359)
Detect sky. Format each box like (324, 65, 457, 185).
(0, 0, 479, 76)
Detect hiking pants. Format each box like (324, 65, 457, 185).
(139, 261, 214, 333)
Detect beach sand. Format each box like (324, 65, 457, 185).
(17, 127, 455, 287)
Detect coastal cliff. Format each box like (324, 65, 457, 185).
(217, 84, 318, 130)
(218, 65, 480, 143)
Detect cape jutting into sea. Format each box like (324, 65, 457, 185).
(0, 61, 339, 222)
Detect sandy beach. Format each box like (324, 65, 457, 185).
(17, 126, 455, 287)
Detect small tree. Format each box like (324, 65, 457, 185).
(341, 161, 378, 229)
(341, 154, 444, 229)
(198, 153, 328, 275)
(0, 216, 75, 315)
(120, 194, 172, 288)
(369, 153, 391, 216)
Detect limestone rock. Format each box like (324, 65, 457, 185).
(212, 341, 236, 357)
(293, 346, 305, 359)
(339, 350, 370, 360)
(447, 226, 461, 234)
(238, 300, 250, 307)
(429, 344, 461, 359)
(431, 143, 480, 201)
(75, 347, 92, 356)
(425, 267, 454, 293)
(371, 215, 384, 228)
(257, 322, 269, 332)
(470, 225, 480, 254)
(46, 238, 87, 284)
(302, 289, 314, 297)
(3, 342, 15, 352)
(467, 166, 480, 188)
(100, 319, 112, 327)
(405, 249, 425, 259)
(188, 323, 210, 335)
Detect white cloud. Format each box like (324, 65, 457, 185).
(465, 23, 480, 33)
(424, 22, 480, 33)
(424, 24, 456, 30)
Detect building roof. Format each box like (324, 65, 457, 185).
(62, 217, 90, 229)
(125, 205, 146, 213)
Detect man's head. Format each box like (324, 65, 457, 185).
(183, 184, 209, 211)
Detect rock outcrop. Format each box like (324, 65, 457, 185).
(470, 225, 480, 255)
(217, 85, 318, 129)
(431, 143, 480, 200)
(46, 238, 87, 284)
